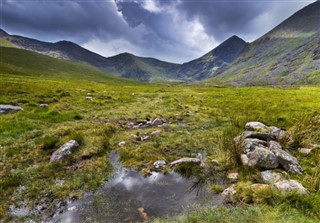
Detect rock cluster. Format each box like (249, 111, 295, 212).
(126, 118, 166, 129)
(235, 122, 303, 174)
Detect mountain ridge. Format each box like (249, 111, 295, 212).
(1, 1, 320, 85)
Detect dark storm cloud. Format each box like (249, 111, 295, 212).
(1, 0, 127, 42)
(0, 0, 315, 62)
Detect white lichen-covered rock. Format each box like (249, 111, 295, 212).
(0, 104, 23, 114)
(260, 170, 284, 184)
(222, 185, 237, 203)
(273, 180, 308, 194)
(153, 160, 167, 169)
(247, 147, 279, 169)
(245, 122, 268, 131)
(269, 141, 303, 174)
(50, 140, 79, 162)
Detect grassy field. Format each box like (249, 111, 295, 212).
(0, 46, 320, 222)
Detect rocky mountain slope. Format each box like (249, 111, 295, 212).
(210, 1, 320, 85)
(176, 35, 248, 80)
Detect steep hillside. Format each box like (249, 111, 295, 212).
(0, 46, 137, 85)
(176, 35, 248, 80)
(210, 1, 320, 86)
(0, 30, 180, 82)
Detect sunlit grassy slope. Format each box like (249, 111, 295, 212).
(0, 46, 319, 222)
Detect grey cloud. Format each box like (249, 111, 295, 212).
(2, 0, 127, 43)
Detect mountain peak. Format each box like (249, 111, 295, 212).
(207, 35, 248, 63)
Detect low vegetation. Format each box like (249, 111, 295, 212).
(0, 46, 319, 222)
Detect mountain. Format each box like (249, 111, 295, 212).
(209, 1, 320, 85)
(0, 30, 180, 82)
(1, 1, 319, 85)
(0, 46, 137, 85)
(176, 35, 248, 80)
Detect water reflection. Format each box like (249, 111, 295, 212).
(53, 152, 222, 223)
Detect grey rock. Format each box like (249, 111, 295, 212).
(273, 180, 308, 194)
(85, 96, 93, 100)
(222, 185, 237, 203)
(50, 140, 79, 162)
(247, 147, 279, 169)
(242, 138, 268, 154)
(150, 130, 161, 136)
(9, 205, 31, 217)
(152, 118, 163, 126)
(269, 126, 286, 141)
(169, 157, 201, 167)
(40, 104, 48, 108)
(269, 141, 303, 174)
(0, 104, 23, 114)
(242, 131, 275, 141)
(118, 141, 126, 147)
(260, 170, 284, 184)
(241, 154, 249, 166)
(153, 160, 167, 169)
(245, 122, 268, 131)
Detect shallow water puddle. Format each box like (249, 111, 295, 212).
(53, 152, 222, 223)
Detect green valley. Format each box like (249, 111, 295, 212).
(0, 46, 319, 222)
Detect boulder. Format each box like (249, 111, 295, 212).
(247, 147, 279, 169)
(50, 140, 79, 162)
(242, 138, 268, 154)
(245, 122, 268, 131)
(0, 104, 23, 114)
(169, 157, 201, 167)
(260, 170, 284, 184)
(273, 180, 308, 194)
(269, 141, 303, 174)
(153, 160, 167, 169)
(222, 185, 237, 203)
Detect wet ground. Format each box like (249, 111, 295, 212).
(52, 152, 223, 223)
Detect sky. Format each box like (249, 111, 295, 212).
(0, 0, 316, 63)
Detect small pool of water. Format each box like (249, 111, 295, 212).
(52, 152, 223, 223)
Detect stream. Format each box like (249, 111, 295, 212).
(52, 152, 223, 223)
